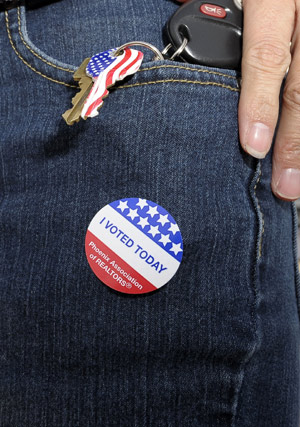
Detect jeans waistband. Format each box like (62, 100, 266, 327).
(0, 0, 58, 11)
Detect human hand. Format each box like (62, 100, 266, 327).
(176, 0, 299, 201)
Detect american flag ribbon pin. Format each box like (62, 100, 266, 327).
(62, 42, 165, 125)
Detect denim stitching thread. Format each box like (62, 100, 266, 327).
(5, 11, 77, 88)
(8, 8, 241, 90)
(17, 7, 74, 73)
(232, 161, 264, 426)
(6, 10, 240, 93)
(291, 202, 300, 319)
(253, 168, 264, 258)
(16, 7, 239, 83)
(119, 80, 240, 93)
(139, 64, 239, 81)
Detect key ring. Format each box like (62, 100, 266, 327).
(233, 0, 243, 9)
(162, 37, 189, 60)
(114, 41, 165, 61)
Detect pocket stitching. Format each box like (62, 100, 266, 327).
(12, 6, 240, 85)
(119, 79, 240, 93)
(253, 166, 265, 258)
(139, 64, 239, 81)
(17, 7, 74, 74)
(6, 9, 240, 93)
(5, 11, 77, 88)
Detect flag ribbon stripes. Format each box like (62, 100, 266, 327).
(81, 48, 144, 119)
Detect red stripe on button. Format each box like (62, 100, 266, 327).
(85, 230, 158, 294)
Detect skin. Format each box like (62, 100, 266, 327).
(177, 0, 300, 201)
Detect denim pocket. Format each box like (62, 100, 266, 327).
(5, 5, 242, 91)
(5, 6, 77, 87)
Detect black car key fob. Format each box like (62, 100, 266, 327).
(166, 0, 243, 70)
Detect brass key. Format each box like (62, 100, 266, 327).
(62, 58, 93, 125)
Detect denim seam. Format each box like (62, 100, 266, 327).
(292, 202, 300, 319)
(17, 7, 74, 73)
(11, 7, 240, 85)
(6, 9, 240, 93)
(118, 80, 240, 92)
(4, 14, 242, 94)
(139, 64, 239, 81)
(5, 10, 77, 88)
(232, 160, 263, 426)
(253, 168, 264, 258)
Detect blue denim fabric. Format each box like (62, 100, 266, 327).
(0, 1, 299, 426)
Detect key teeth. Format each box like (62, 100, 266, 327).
(82, 103, 103, 120)
(62, 110, 74, 126)
(62, 62, 93, 125)
(73, 57, 91, 81)
(79, 77, 92, 87)
(71, 91, 84, 105)
(62, 109, 81, 126)
(82, 88, 110, 120)
(70, 76, 93, 105)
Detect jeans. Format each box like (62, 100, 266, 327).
(0, 1, 299, 426)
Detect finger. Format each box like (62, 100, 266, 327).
(272, 22, 300, 200)
(238, 0, 295, 159)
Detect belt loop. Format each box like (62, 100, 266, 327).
(0, 0, 21, 11)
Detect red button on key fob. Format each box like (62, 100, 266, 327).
(200, 4, 227, 19)
(166, 0, 243, 70)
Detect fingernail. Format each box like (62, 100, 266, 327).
(274, 168, 300, 199)
(245, 122, 272, 159)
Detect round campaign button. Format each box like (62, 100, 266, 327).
(85, 198, 183, 294)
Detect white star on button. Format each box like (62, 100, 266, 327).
(147, 205, 159, 218)
(157, 213, 169, 226)
(148, 225, 160, 238)
(127, 208, 139, 220)
(117, 200, 128, 212)
(136, 198, 148, 209)
(138, 216, 150, 229)
(170, 242, 183, 256)
(159, 233, 171, 246)
(168, 222, 180, 235)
